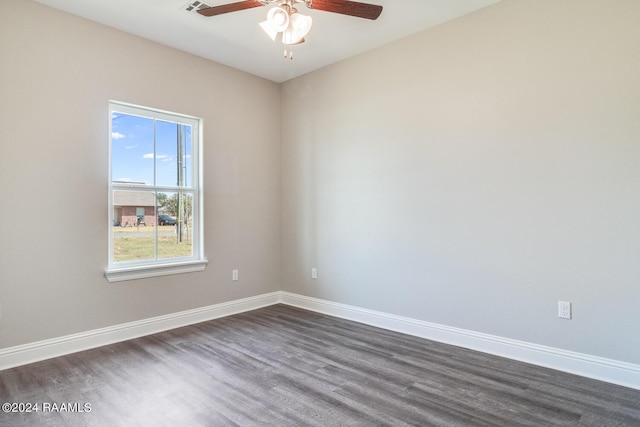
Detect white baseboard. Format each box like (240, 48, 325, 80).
(2, 290, 638, 392)
(0, 292, 280, 371)
(280, 292, 640, 391)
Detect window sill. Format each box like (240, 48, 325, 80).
(105, 259, 208, 283)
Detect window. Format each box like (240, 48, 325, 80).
(106, 101, 206, 282)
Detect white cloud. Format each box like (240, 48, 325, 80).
(112, 131, 126, 140)
(144, 153, 171, 160)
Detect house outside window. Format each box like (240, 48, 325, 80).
(106, 101, 207, 282)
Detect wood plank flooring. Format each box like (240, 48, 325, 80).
(1, 304, 639, 426)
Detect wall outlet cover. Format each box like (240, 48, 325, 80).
(558, 301, 571, 319)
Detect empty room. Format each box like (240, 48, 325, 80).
(1, 0, 639, 425)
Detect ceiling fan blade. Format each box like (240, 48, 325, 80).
(197, 1, 263, 17)
(308, 0, 383, 20)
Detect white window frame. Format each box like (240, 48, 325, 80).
(105, 101, 207, 282)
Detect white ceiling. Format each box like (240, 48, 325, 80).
(34, 0, 501, 83)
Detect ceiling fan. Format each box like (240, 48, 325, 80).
(197, 0, 383, 59)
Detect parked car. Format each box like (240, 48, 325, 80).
(158, 215, 177, 226)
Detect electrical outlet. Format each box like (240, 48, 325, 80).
(232, 269, 239, 281)
(311, 268, 317, 279)
(558, 301, 571, 319)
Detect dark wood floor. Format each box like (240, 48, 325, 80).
(1, 304, 639, 426)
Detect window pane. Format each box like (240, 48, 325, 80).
(111, 113, 154, 185)
(156, 120, 177, 187)
(182, 125, 193, 188)
(158, 191, 193, 260)
(108, 101, 203, 279)
(112, 189, 158, 263)
(156, 121, 193, 188)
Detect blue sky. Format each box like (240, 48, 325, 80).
(111, 112, 192, 187)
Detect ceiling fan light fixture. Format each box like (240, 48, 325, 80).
(288, 11, 312, 41)
(260, 4, 312, 50)
(282, 30, 304, 46)
(266, 6, 290, 32)
(259, 19, 279, 41)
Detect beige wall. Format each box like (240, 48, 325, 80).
(0, 0, 281, 347)
(281, 0, 640, 363)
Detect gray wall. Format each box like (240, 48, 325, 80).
(0, 0, 281, 348)
(281, 0, 640, 364)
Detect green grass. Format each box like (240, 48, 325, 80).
(113, 235, 192, 262)
(113, 225, 177, 234)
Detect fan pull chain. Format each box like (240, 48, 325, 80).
(283, 46, 294, 60)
